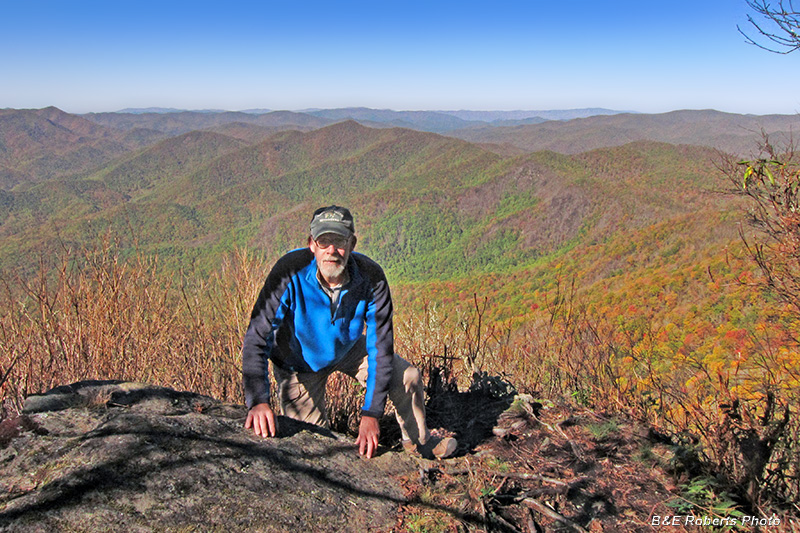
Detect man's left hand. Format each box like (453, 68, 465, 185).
(355, 415, 380, 458)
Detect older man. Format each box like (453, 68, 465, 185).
(242, 205, 456, 459)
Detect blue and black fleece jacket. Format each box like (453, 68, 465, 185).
(241, 248, 395, 419)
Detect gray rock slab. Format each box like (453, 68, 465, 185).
(1, 381, 416, 532)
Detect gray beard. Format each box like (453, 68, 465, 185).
(319, 261, 346, 284)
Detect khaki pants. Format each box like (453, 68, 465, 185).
(272, 339, 431, 445)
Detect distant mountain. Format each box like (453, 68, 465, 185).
(447, 109, 800, 157)
(93, 130, 250, 196)
(203, 122, 296, 144)
(0, 107, 133, 187)
(84, 110, 333, 136)
(303, 108, 631, 132)
(304, 107, 483, 133)
(488, 117, 549, 127)
(70, 107, 800, 156)
(117, 107, 191, 114)
(239, 108, 273, 114)
(119, 127, 170, 148)
(86, 107, 632, 136)
(436, 108, 628, 122)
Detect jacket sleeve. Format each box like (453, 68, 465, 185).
(241, 252, 303, 409)
(360, 262, 395, 418)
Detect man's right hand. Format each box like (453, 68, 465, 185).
(245, 403, 277, 438)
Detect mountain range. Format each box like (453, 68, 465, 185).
(4, 106, 797, 189)
(0, 105, 755, 298)
(448, 109, 800, 157)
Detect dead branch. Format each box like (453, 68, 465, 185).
(521, 497, 589, 533)
(486, 470, 573, 487)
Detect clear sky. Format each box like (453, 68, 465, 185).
(1, 0, 798, 115)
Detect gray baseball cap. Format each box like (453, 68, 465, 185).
(309, 205, 355, 240)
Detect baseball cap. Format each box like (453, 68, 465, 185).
(309, 205, 355, 240)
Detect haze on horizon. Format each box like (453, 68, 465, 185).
(2, 0, 799, 116)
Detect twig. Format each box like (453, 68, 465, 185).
(1, 349, 25, 389)
(486, 471, 572, 487)
(445, 465, 584, 489)
(521, 498, 589, 533)
(479, 495, 489, 527)
(490, 510, 525, 533)
(525, 508, 539, 533)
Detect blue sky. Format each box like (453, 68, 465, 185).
(1, 0, 798, 114)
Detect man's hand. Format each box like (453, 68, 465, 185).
(355, 415, 380, 458)
(245, 403, 277, 438)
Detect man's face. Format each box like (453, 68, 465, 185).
(309, 233, 355, 284)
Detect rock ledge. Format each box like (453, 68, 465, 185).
(0, 381, 414, 532)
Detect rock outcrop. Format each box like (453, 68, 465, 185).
(0, 381, 415, 532)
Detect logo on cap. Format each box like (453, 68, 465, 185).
(310, 205, 355, 239)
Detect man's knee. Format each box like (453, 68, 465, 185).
(400, 363, 423, 391)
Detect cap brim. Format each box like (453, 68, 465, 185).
(311, 224, 353, 240)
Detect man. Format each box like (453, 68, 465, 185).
(242, 205, 457, 459)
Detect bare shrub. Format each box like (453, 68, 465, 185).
(0, 234, 270, 416)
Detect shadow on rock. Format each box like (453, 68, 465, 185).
(424, 371, 517, 455)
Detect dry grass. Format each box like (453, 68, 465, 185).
(0, 235, 268, 415)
